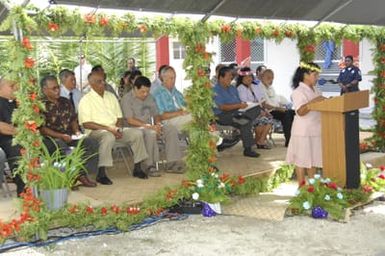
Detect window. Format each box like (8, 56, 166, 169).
(219, 39, 236, 63)
(173, 42, 186, 60)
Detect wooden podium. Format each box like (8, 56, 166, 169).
(308, 90, 369, 188)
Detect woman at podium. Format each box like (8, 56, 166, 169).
(286, 62, 326, 186)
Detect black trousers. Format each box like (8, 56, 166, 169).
(216, 107, 261, 149)
(0, 139, 25, 196)
(271, 109, 295, 146)
(43, 137, 99, 176)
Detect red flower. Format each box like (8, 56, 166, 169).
(111, 205, 120, 214)
(86, 206, 94, 214)
(203, 52, 211, 61)
(181, 179, 191, 188)
(99, 17, 109, 26)
(101, 207, 108, 216)
(33, 104, 40, 113)
(24, 57, 35, 69)
(381, 71, 385, 78)
(195, 44, 205, 53)
(307, 185, 315, 193)
(255, 27, 262, 35)
(22, 37, 33, 50)
(378, 174, 385, 180)
(327, 182, 338, 190)
(362, 185, 373, 193)
(29, 92, 37, 101)
(48, 22, 59, 32)
(28, 157, 40, 170)
(68, 205, 79, 214)
(84, 14, 96, 24)
(25, 120, 38, 133)
(127, 207, 140, 214)
(381, 57, 385, 64)
(208, 155, 217, 163)
(26, 171, 40, 182)
(380, 44, 385, 52)
(166, 189, 177, 201)
(219, 173, 230, 182)
(285, 30, 294, 38)
(304, 45, 315, 53)
(32, 140, 40, 147)
(272, 29, 280, 37)
(299, 180, 306, 187)
(237, 175, 245, 185)
(380, 165, 385, 171)
(138, 24, 148, 33)
(208, 166, 216, 173)
(221, 24, 231, 33)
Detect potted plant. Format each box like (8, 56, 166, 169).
(34, 140, 86, 210)
(190, 167, 232, 217)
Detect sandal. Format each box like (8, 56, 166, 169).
(257, 144, 271, 149)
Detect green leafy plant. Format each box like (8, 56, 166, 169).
(36, 139, 86, 190)
(190, 167, 232, 203)
(289, 175, 349, 220)
(360, 162, 385, 192)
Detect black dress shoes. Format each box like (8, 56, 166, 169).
(243, 148, 260, 158)
(78, 175, 97, 187)
(96, 176, 113, 185)
(133, 169, 148, 179)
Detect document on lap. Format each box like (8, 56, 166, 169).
(71, 134, 86, 140)
(238, 102, 260, 112)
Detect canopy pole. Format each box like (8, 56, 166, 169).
(313, 0, 352, 28)
(201, 0, 227, 22)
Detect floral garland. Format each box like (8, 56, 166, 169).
(0, 5, 385, 242)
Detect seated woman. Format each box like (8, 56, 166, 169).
(236, 67, 273, 149)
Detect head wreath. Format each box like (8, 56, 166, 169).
(299, 62, 321, 73)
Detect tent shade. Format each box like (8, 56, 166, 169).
(52, 0, 385, 26)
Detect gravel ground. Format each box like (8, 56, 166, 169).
(2, 201, 385, 256)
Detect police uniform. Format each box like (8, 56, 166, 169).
(337, 65, 362, 94)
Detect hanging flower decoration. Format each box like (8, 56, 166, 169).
(24, 57, 35, 68)
(48, 22, 59, 32)
(84, 14, 96, 24)
(99, 16, 109, 26)
(137, 24, 148, 33)
(21, 37, 33, 50)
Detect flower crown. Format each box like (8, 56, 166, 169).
(299, 62, 321, 73)
(238, 70, 253, 76)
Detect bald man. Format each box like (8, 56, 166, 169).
(0, 79, 25, 196)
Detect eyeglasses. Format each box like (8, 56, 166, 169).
(48, 86, 60, 90)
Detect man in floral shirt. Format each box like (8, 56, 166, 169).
(40, 75, 97, 187)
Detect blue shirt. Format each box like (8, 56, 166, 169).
(151, 85, 186, 115)
(337, 66, 362, 85)
(213, 83, 241, 115)
(60, 85, 82, 113)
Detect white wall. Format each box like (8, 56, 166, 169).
(265, 39, 300, 102)
(360, 38, 376, 114)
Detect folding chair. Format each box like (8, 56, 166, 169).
(112, 142, 134, 175)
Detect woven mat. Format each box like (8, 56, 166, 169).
(222, 195, 291, 221)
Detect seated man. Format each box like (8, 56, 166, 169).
(59, 69, 82, 113)
(40, 75, 97, 187)
(121, 76, 185, 176)
(91, 65, 119, 100)
(78, 71, 148, 183)
(260, 69, 295, 147)
(151, 66, 191, 133)
(0, 79, 25, 196)
(213, 66, 260, 158)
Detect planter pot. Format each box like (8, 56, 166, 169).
(201, 202, 221, 217)
(39, 188, 69, 210)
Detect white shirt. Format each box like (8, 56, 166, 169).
(60, 85, 83, 113)
(74, 63, 92, 93)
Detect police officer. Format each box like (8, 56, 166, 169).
(337, 55, 362, 95)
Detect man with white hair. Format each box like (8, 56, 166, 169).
(0, 79, 25, 195)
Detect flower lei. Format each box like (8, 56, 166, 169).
(299, 62, 321, 73)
